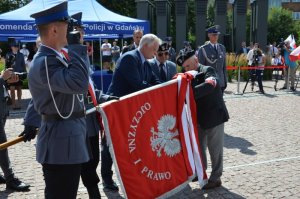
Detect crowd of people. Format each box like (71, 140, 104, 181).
(0, 1, 298, 198)
(236, 38, 298, 92)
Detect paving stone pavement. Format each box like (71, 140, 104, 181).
(0, 79, 299, 199)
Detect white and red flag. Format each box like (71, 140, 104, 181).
(99, 73, 207, 199)
(289, 46, 300, 62)
(285, 34, 297, 49)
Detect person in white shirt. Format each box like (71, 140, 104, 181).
(246, 43, 266, 94)
(20, 44, 30, 61)
(101, 39, 112, 70)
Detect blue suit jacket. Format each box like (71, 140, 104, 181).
(107, 49, 160, 97)
(28, 44, 90, 164)
(149, 59, 177, 82)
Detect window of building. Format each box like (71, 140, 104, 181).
(292, 0, 300, 2)
(281, 0, 290, 2)
(292, 12, 300, 19)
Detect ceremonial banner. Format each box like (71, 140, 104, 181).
(99, 74, 207, 199)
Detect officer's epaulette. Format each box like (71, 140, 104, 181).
(199, 43, 209, 49)
(45, 54, 68, 68)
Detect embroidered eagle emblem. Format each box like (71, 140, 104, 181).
(150, 115, 181, 158)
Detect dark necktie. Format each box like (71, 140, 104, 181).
(214, 44, 218, 53)
(159, 63, 167, 82)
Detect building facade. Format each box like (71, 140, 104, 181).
(269, 0, 300, 20)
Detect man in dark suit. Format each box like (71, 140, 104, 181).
(105, 35, 161, 186)
(198, 25, 227, 93)
(121, 29, 143, 54)
(149, 42, 177, 82)
(28, 2, 90, 198)
(177, 49, 229, 190)
(107, 33, 161, 97)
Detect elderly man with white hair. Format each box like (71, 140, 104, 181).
(104, 34, 161, 186)
(107, 33, 161, 97)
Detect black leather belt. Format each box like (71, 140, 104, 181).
(42, 110, 85, 121)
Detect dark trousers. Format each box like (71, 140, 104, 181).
(81, 135, 100, 188)
(250, 69, 264, 91)
(0, 117, 14, 179)
(43, 163, 81, 199)
(101, 137, 113, 183)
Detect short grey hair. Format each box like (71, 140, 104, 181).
(138, 34, 162, 50)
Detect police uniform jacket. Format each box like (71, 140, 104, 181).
(198, 43, 227, 89)
(107, 49, 161, 97)
(193, 65, 229, 130)
(61, 47, 109, 138)
(28, 44, 90, 165)
(149, 59, 177, 82)
(168, 47, 176, 63)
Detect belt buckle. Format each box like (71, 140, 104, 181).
(87, 96, 93, 104)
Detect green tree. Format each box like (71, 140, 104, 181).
(0, 0, 30, 14)
(268, 7, 296, 44)
(207, 3, 215, 28)
(97, 0, 136, 18)
(187, 0, 196, 46)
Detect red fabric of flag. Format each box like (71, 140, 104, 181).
(100, 77, 203, 198)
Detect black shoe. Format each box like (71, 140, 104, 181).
(290, 87, 296, 92)
(6, 177, 30, 192)
(0, 174, 5, 184)
(103, 181, 119, 192)
(192, 176, 198, 182)
(202, 179, 222, 190)
(87, 185, 101, 199)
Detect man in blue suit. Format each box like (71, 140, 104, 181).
(28, 2, 90, 198)
(149, 42, 177, 82)
(107, 33, 161, 97)
(104, 34, 161, 187)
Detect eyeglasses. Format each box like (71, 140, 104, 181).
(157, 51, 169, 57)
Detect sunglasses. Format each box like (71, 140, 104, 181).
(158, 51, 169, 57)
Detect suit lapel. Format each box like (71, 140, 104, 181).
(153, 62, 160, 79)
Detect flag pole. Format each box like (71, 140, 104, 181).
(0, 106, 99, 150)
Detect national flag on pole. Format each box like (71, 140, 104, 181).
(99, 73, 207, 199)
(285, 34, 297, 49)
(289, 46, 300, 62)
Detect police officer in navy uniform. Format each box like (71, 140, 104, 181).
(69, 12, 118, 198)
(0, 69, 30, 191)
(165, 37, 176, 63)
(197, 25, 227, 93)
(149, 42, 177, 82)
(177, 49, 229, 189)
(26, 2, 90, 198)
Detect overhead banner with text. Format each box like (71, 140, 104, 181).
(100, 74, 207, 199)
